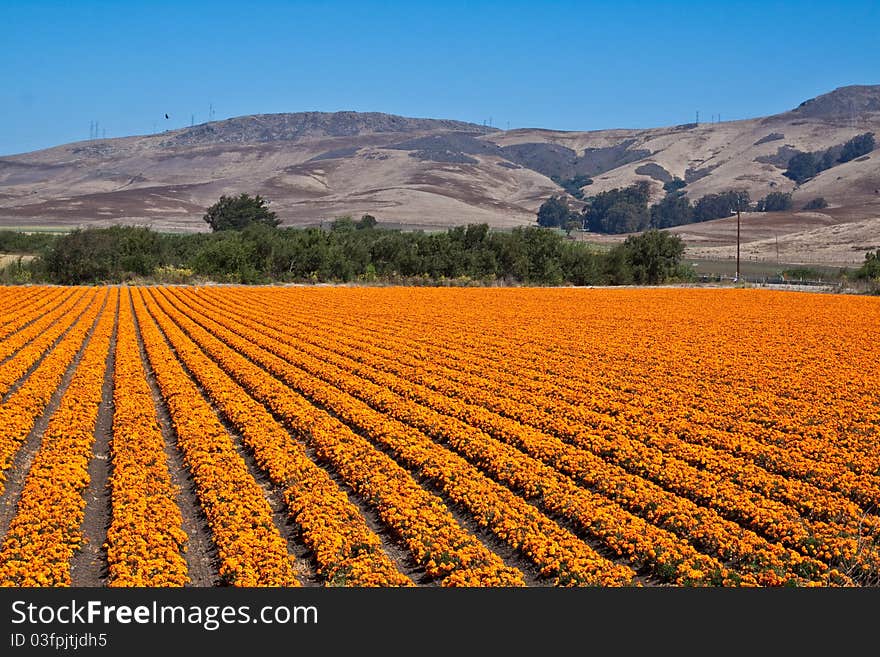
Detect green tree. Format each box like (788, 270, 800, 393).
(784, 152, 818, 184)
(663, 177, 686, 194)
(43, 226, 160, 284)
(536, 196, 576, 228)
(330, 215, 357, 232)
(838, 133, 875, 163)
(621, 229, 685, 284)
(190, 231, 263, 283)
(583, 182, 651, 234)
(692, 190, 750, 222)
(650, 192, 693, 228)
(819, 149, 836, 171)
(803, 197, 828, 210)
(756, 192, 792, 212)
(202, 193, 280, 232)
(855, 250, 880, 280)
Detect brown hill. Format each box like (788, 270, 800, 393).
(0, 85, 878, 264)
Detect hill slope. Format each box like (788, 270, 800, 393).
(0, 86, 878, 263)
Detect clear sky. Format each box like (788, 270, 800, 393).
(2, 0, 878, 156)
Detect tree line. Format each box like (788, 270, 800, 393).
(0, 194, 691, 286)
(784, 133, 875, 184)
(539, 182, 828, 234)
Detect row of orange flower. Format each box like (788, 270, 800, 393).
(162, 288, 641, 586)
(0, 289, 89, 399)
(0, 289, 103, 501)
(235, 303, 844, 586)
(249, 287, 879, 578)
(0, 287, 78, 361)
(0, 288, 66, 341)
(306, 295, 870, 527)
(147, 287, 527, 586)
(0, 285, 57, 321)
(427, 308, 880, 537)
(356, 289, 880, 508)
(129, 290, 299, 587)
(185, 288, 835, 585)
(170, 286, 727, 586)
(136, 288, 412, 587)
(277, 311, 871, 581)
(105, 289, 190, 586)
(0, 289, 115, 586)
(193, 286, 878, 585)
(458, 330, 880, 512)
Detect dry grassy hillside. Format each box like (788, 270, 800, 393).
(0, 85, 877, 263)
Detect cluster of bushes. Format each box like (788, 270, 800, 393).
(583, 181, 652, 233)
(755, 192, 793, 212)
(539, 179, 837, 235)
(784, 132, 875, 184)
(540, 182, 753, 234)
(0, 231, 58, 253)
(802, 197, 828, 210)
(856, 250, 880, 280)
(0, 220, 692, 287)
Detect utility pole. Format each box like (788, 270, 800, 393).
(736, 206, 741, 282)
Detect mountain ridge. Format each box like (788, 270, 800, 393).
(0, 85, 878, 264)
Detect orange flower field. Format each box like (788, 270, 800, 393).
(0, 285, 877, 587)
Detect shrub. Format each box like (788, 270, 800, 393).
(756, 192, 793, 212)
(621, 229, 686, 284)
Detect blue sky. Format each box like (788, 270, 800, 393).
(2, 0, 878, 155)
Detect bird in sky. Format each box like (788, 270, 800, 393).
(165, 113, 169, 119)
